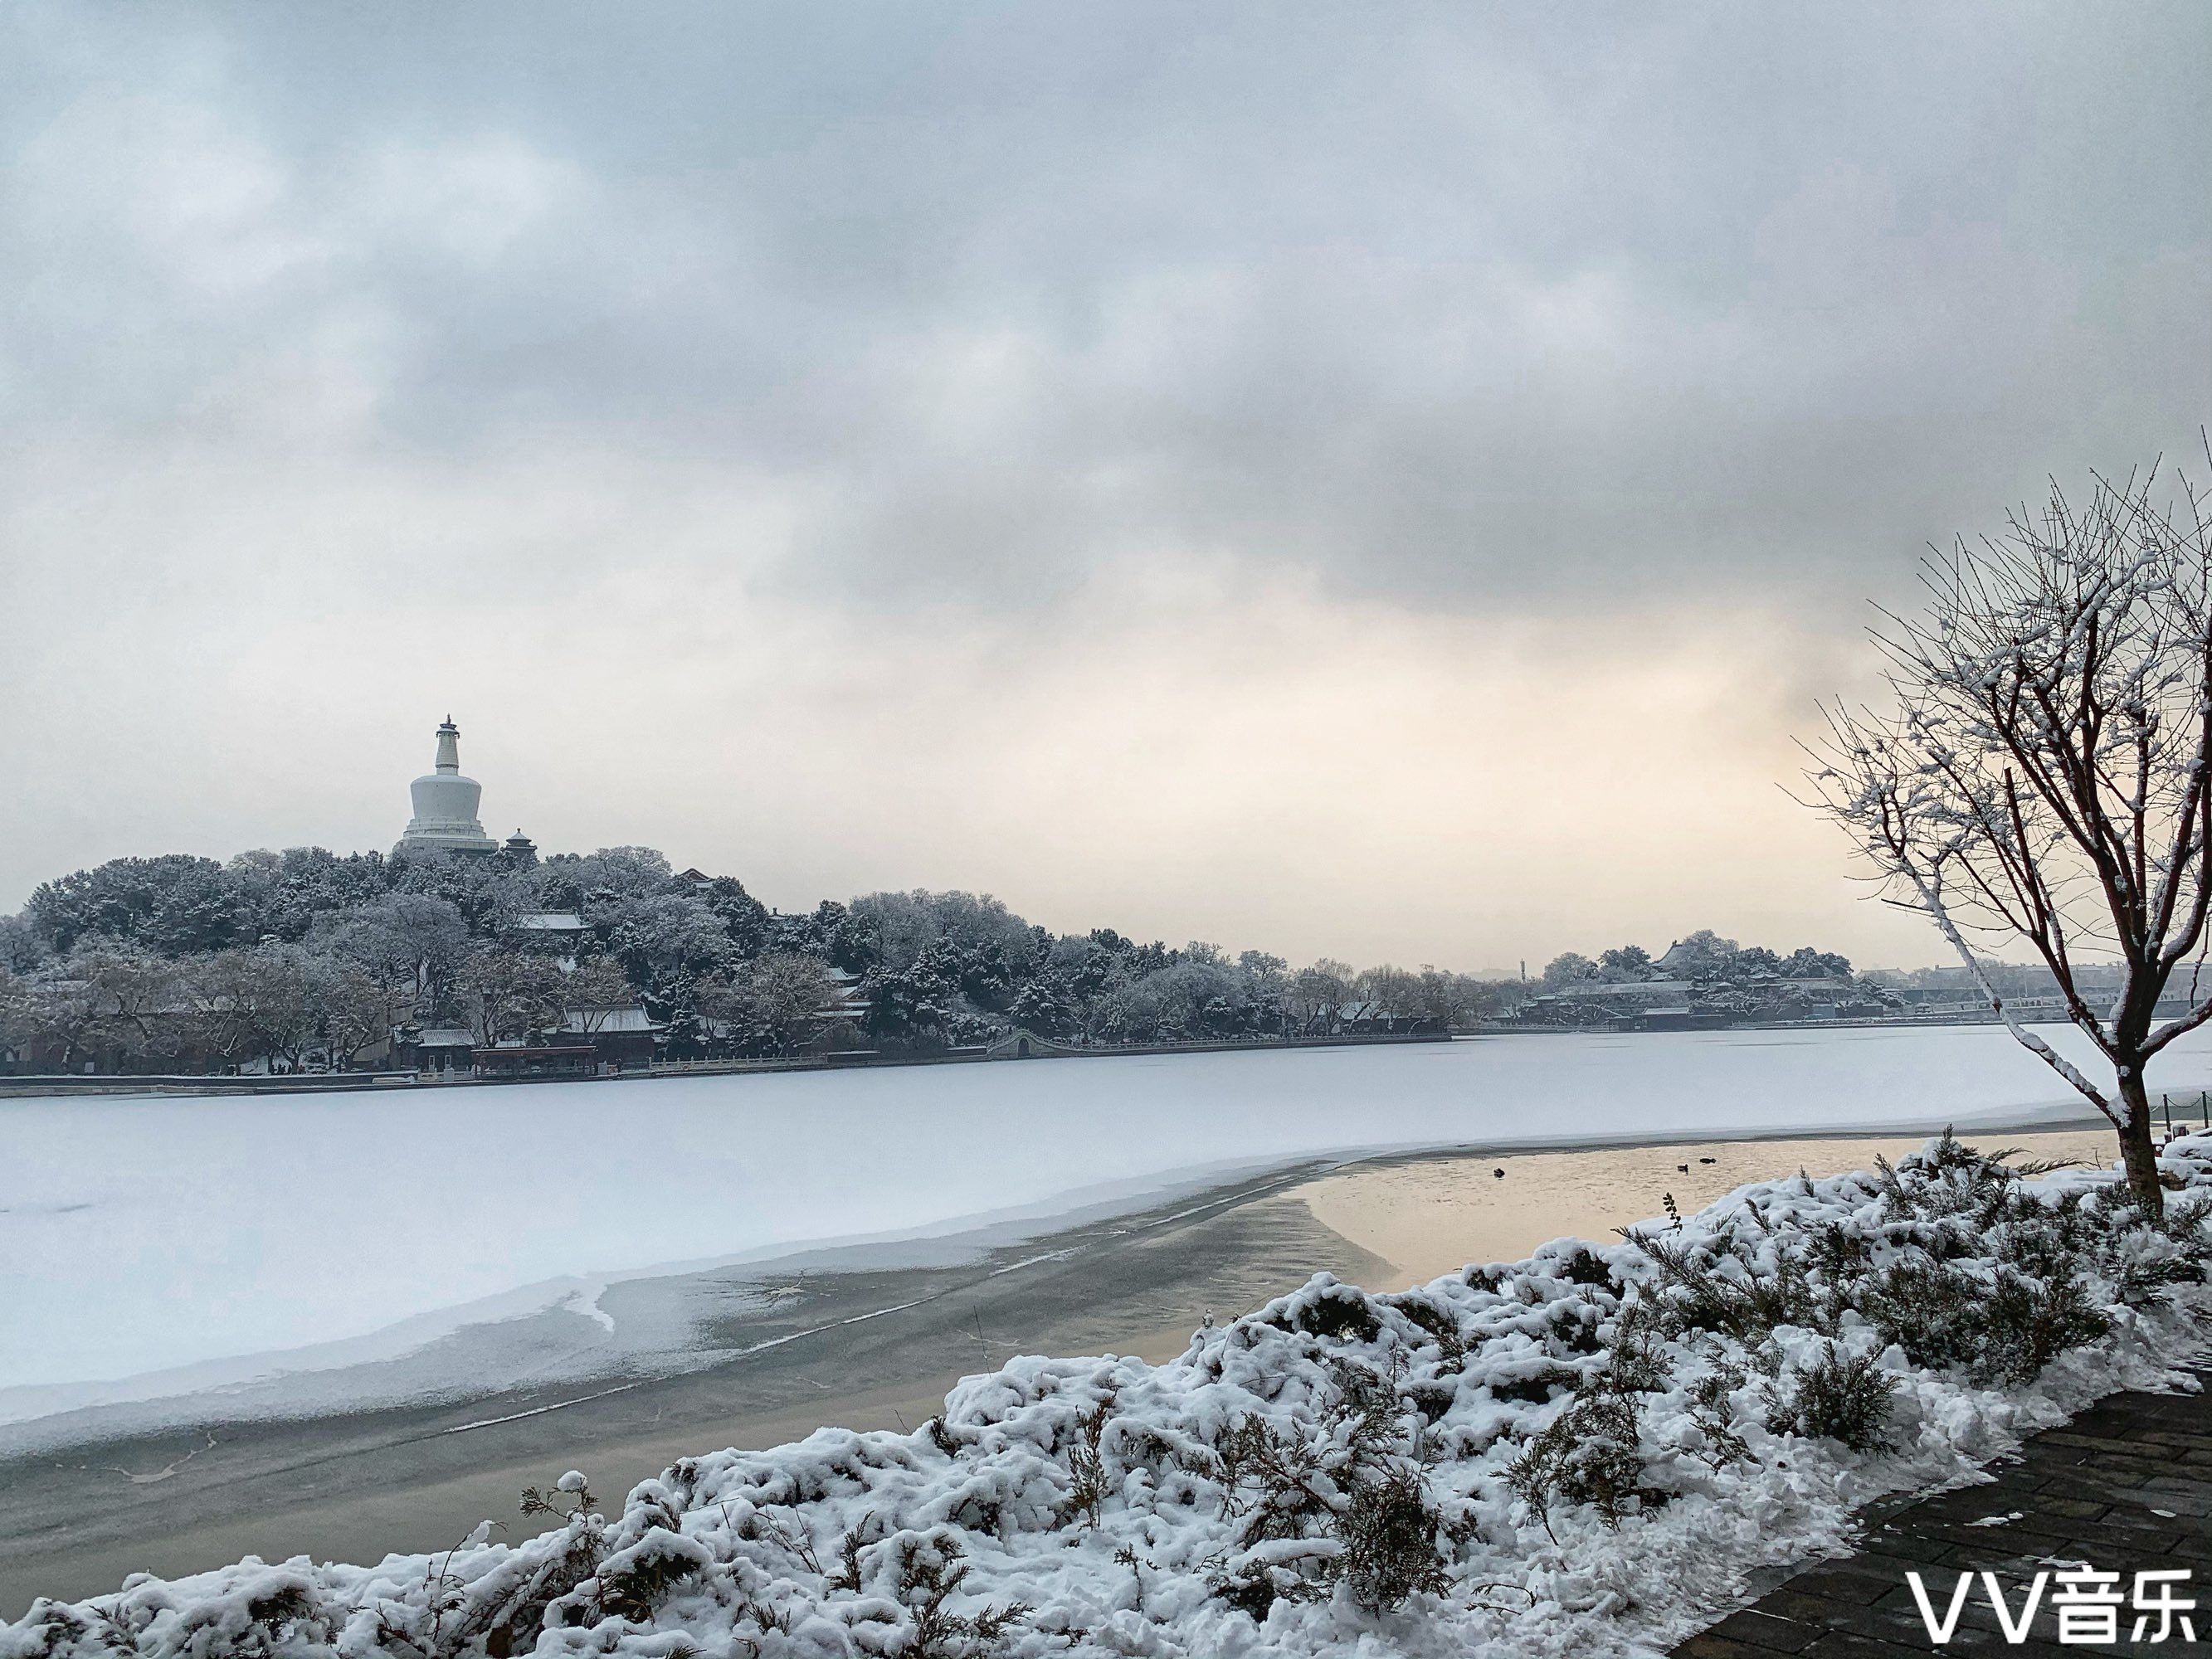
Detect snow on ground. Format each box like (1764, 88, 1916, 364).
(6, 1130, 2207, 1659)
(3, 1025, 2210, 1421)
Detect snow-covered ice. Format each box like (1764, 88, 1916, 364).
(3, 1024, 2208, 1423)
(7, 1126, 2206, 1659)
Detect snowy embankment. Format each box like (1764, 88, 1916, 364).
(8, 1133, 2209, 1659)
(9, 1023, 2211, 1426)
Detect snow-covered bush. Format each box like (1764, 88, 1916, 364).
(1761, 1343, 1894, 1451)
(7, 1133, 2210, 1659)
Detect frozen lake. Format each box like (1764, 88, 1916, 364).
(5, 1024, 2210, 1424)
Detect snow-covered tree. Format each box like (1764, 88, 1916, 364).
(25, 854, 249, 955)
(176, 947, 273, 1070)
(0, 914, 50, 974)
(847, 889, 1040, 975)
(1598, 944, 1655, 980)
(1806, 460, 2212, 1214)
(1008, 971, 1079, 1035)
(320, 892, 471, 1017)
(68, 943, 188, 1068)
(730, 952, 842, 1054)
(1284, 959, 1352, 1034)
(458, 950, 570, 1047)
(595, 891, 734, 1015)
(558, 957, 636, 1033)
(0, 963, 104, 1071)
(1661, 930, 1740, 979)
(313, 956, 392, 1070)
(1541, 951, 1602, 989)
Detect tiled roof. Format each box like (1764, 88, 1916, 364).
(560, 1007, 660, 1034)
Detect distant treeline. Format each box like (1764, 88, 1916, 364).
(0, 844, 1525, 1073)
(1523, 930, 1892, 1026)
(1537, 932, 1858, 989)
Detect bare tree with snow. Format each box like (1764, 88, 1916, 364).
(1805, 458, 2212, 1217)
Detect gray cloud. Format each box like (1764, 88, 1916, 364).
(3, 1, 2203, 616)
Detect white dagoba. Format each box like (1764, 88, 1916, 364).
(395, 718, 499, 857)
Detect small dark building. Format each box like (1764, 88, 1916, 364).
(394, 1024, 477, 1075)
(559, 1006, 664, 1068)
(474, 1045, 597, 1080)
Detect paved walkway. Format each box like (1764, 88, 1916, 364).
(1675, 1374, 2211, 1657)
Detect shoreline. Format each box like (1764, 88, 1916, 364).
(0, 1032, 1454, 1100)
(0, 1112, 2126, 1615)
(16, 1014, 2210, 1103)
(1303, 1122, 2123, 1290)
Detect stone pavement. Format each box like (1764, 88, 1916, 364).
(1674, 1374, 2211, 1657)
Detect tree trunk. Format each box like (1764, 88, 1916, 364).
(2116, 1068, 2166, 1220)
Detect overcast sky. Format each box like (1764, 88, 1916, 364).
(2, 2, 2206, 969)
